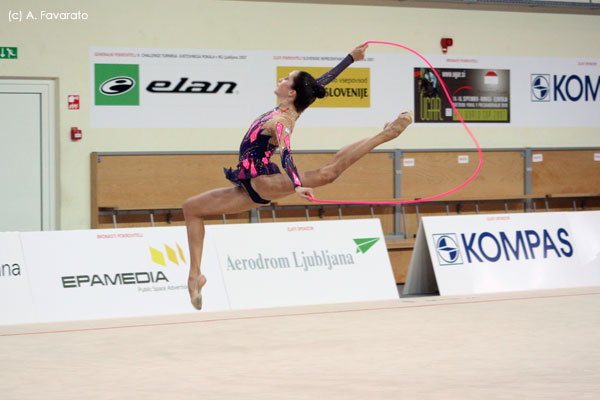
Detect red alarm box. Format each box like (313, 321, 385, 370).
(71, 127, 82, 141)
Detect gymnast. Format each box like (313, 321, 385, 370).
(184, 43, 414, 309)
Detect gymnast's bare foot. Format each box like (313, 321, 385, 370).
(382, 111, 413, 140)
(188, 274, 207, 310)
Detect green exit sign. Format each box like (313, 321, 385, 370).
(0, 47, 18, 59)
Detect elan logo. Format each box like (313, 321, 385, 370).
(94, 63, 140, 105)
(100, 76, 136, 96)
(146, 78, 237, 94)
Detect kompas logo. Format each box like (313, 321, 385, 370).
(433, 234, 463, 266)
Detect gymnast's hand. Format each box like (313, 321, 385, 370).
(295, 186, 315, 201)
(350, 43, 368, 62)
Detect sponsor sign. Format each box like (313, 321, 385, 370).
(404, 211, 600, 296)
(1, 219, 396, 325)
(276, 66, 370, 108)
(414, 67, 510, 123)
(90, 47, 378, 128)
(90, 48, 256, 128)
(90, 47, 600, 128)
(19, 227, 230, 323)
(94, 64, 140, 105)
(209, 219, 398, 309)
(518, 59, 599, 127)
(530, 72, 599, 103)
(0, 233, 36, 325)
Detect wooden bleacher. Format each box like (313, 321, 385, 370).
(530, 149, 600, 212)
(90, 148, 600, 284)
(91, 151, 396, 231)
(91, 152, 247, 228)
(399, 150, 526, 238)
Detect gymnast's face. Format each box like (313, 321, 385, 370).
(275, 70, 299, 99)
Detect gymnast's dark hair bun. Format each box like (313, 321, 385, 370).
(292, 71, 326, 112)
(313, 84, 326, 99)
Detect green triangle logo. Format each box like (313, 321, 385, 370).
(353, 238, 380, 254)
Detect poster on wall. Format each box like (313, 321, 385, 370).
(90, 47, 599, 128)
(89, 47, 383, 129)
(517, 58, 599, 127)
(276, 66, 370, 108)
(414, 67, 510, 123)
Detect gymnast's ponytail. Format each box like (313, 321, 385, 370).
(292, 71, 326, 113)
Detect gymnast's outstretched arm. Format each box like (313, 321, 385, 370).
(315, 43, 368, 86)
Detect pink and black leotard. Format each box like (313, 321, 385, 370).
(224, 54, 356, 204)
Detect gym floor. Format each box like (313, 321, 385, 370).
(1, 286, 599, 399)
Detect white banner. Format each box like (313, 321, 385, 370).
(209, 219, 398, 309)
(405, 211, 600, 296)
(509, 57, 600, 127)
(20, 227, 230, 323)
(0, 233, 36, 325)
(90, 46, 600, 128)
(90, 47, 382, 128)
(1, 219, 397, 325)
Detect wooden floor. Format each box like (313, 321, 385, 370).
(1, 286, 599, 399)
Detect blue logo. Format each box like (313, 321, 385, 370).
(531, 73, 599, 102)
(531, 74, 550, 102)
(433, 234, 463, 266)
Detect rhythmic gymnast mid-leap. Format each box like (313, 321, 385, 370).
(184, 43, 413, 309)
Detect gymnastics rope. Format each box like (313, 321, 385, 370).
(308, 40, 483, 205)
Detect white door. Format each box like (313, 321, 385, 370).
(0, 80, 56, 231)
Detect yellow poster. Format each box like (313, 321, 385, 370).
(277, 66, 370, 108)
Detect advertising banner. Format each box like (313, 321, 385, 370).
(0, 233, 36, 325)
(90, 46, 599, 129)
(404, 211, 600, 296)
(276, 66, 370, 108)
(209, 219, 398, 309)
(2, 219, 396, 325)
(414, 67, 510, 123)
(90, 47, 381, 128)
(19, 227, 230, 323)
(512, 57, 599, 127)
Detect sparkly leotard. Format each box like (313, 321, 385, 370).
(224, 54, 355, 202)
